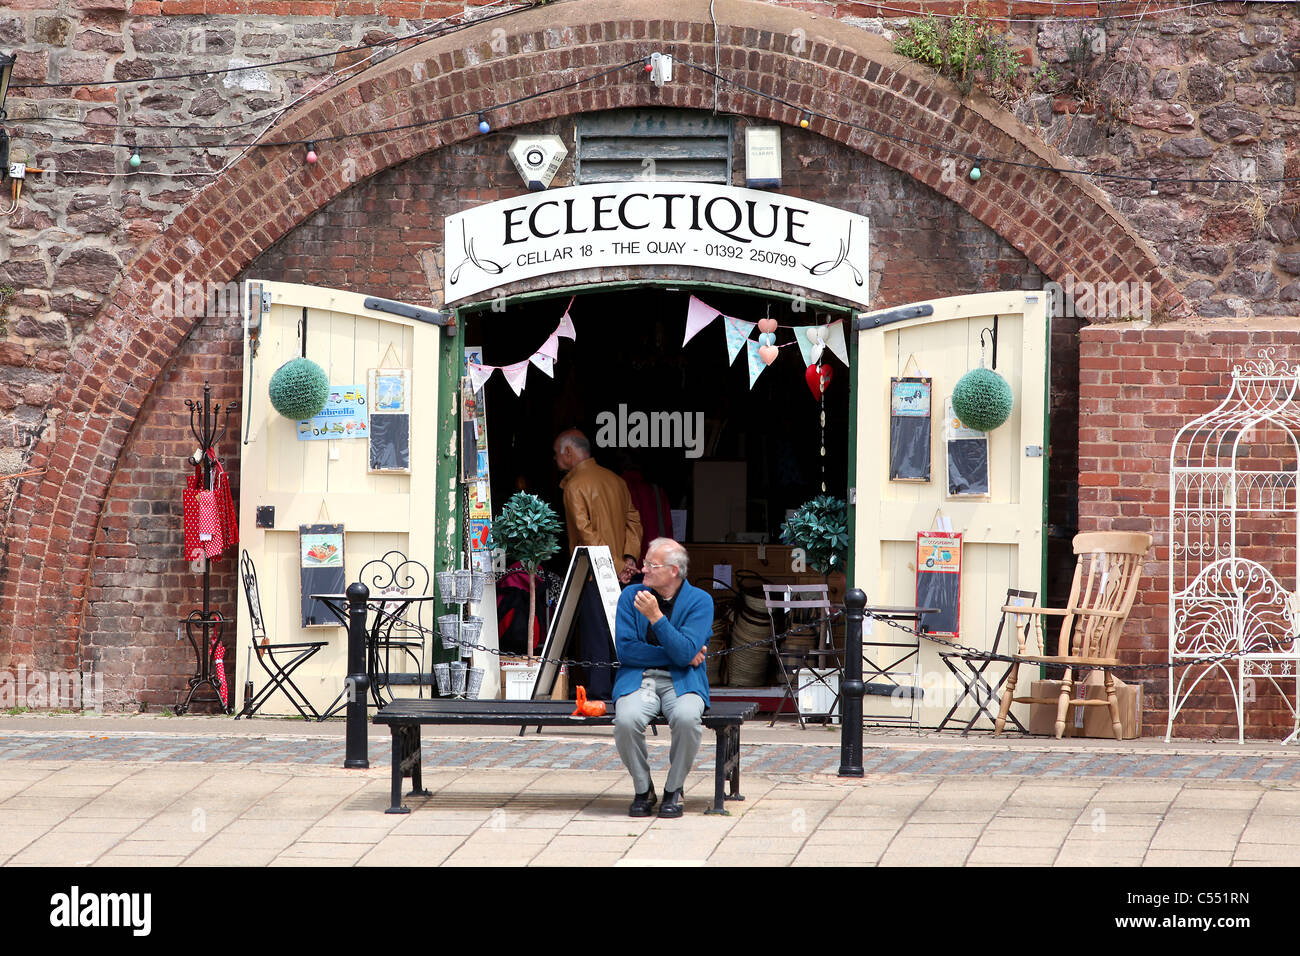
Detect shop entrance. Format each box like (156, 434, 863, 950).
(462, 284, 855, 708)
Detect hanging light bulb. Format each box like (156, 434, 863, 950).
(799, 112, 811, 129)
(1148, 179, 1158, 196)
(477, 114, 491, 134)
(128, 146, 141, 169)
(969, 162, 982, 182)
(305, 142, 318, 165)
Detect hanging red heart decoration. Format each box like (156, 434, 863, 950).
(805, 362, 833, 398)
(757, 318, 778, 335)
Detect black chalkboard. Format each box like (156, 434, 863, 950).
(889, 378, 931, 482)
(369, 414, 411, 472)
(915, 532, 961, 640)
(947, 438, 990, 496)
(300, 523, 346, 628)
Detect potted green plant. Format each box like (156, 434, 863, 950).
(780, 495, 849, 583)
(490, 491, 562, 665)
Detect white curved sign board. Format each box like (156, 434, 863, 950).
(444, 182, 870, 306)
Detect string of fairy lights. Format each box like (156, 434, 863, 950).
(3, 1, 1294, 192)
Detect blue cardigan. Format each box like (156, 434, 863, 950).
(611, 578, 713, 707)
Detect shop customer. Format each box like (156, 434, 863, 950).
(612, 538, 712, 818)
(554, 428, 643, 700)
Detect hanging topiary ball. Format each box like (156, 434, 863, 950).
(952, 367, 1014, 432)
(268, 357, 330, 421)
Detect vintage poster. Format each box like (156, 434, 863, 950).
(916, 531, 962, 640)
(367, 368, 411, 473)
(296, 385, 369, 441)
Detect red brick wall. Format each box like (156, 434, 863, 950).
(1079, 321, 1300, 739)
(82, 314, 242, 713)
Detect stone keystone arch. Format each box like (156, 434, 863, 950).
(1, 0, 1183, 671)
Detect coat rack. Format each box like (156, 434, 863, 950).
(176, 381, 236, 715)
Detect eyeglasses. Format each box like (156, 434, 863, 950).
(642, 561, 670, 571)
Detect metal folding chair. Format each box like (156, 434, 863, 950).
(764, 584, 842, 729)
(934, 588, 1036, 734)
(236, 549, 327, 720)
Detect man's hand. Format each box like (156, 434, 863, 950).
(690, 646, 707, 668)
(619, 556, 638, 584)
(633, 588, 662, 623)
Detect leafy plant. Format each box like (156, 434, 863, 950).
(490, 492, 562, 660)
(893, 12, 1022, 101)
(780, 495, 849, 578)
(0, 285, 15, 337)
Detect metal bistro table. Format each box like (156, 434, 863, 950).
(311, 592, 441, 713)
(859, 604, 938, 726)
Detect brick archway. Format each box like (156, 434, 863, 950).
(2, 0, 1183, 670)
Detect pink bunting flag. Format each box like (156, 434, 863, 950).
(467, 362, 495, 393)
(683, 296, 721, 346)
(556, 305, 577, 341)
(537, 332, 560, 361)
(501, 361, 530, 396)
(529, 352, 555, 377)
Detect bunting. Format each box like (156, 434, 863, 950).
(681, 295, 849, 391)
(465, 298, 574, 396)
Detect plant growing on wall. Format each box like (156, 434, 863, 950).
(893, 11, 1023, 101)
(0, 286, 15, 337)
(780, 495, 849, 580)
(490, 491, 562, 661)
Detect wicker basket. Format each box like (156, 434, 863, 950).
(707, 616, 729, 685)
(727, 592, 773, 687)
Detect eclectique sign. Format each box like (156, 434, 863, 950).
(444, 183, 870, 305)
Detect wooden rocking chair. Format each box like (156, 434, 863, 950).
(994, 532, 1153, 741)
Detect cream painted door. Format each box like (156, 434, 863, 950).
(238, 280, 444, 716)
(853, 291, 1049, 728)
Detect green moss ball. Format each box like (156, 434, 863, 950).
(952, 367, 1013, 432)
(268, 358, 330, 421)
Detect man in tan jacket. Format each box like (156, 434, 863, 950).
(554, 428, 642, 699)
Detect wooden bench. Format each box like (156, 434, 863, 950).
(372, 698, 758, 815)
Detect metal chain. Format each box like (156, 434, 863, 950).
(868, 609, 1300, 675)
(396, 609, 845, 671)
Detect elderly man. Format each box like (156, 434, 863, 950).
(612, 538, 713, 818)
(554, 428, 642, 700)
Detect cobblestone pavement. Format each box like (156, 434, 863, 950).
(2, 730, 1299, 782)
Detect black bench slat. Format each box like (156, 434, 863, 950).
(372, 698, 757, 815)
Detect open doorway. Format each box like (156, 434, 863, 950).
(463, 286, 853, 706)
(466, 287, 850, 551)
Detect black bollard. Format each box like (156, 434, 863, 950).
(839, 588, 866, 777)
(344, 581, 370, 769)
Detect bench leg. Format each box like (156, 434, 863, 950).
(705, 725, 745, 815)
(406, 725, 432, 800)
(387, 726, 410, 814)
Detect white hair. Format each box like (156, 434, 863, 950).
(648, 538, 689, 576)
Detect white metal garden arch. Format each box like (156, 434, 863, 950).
(1167, 350, 1300, 744)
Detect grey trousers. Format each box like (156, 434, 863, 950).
(614, 670, 705, 794)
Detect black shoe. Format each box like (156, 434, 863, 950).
(658, 788, 684, 818)
(628, 786, 658, 817)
